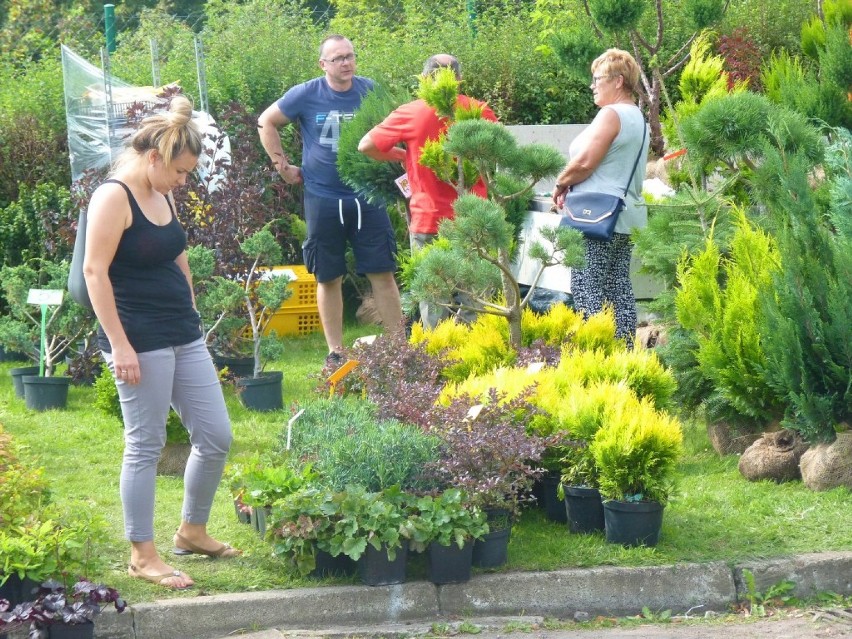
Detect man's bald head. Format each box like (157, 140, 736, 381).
(423, 54, 462, 81)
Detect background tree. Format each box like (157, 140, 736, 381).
(546, 0, 730, 156)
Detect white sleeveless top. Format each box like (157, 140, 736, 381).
(568, 103, 649, 234)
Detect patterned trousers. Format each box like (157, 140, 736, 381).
(571, 233, 636, 347)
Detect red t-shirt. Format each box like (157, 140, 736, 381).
(368, 95, 498, 234)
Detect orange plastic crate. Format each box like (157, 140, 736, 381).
(264, 309, 322, 337)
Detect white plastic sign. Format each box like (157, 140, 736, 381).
(27, 289, 64, 306)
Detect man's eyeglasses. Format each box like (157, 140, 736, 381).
(322, 53, 356, 65)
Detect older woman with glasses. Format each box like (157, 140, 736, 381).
(552, 48, 650, 348)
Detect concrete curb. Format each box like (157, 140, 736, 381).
(91, 552, 852, 639)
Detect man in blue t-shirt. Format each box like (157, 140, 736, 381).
(258, 34, 402, 366)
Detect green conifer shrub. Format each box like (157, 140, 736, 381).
(674, 208, 785, 430)
(754, 144, 852, 442)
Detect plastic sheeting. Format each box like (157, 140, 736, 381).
(61, 45, 229, 190)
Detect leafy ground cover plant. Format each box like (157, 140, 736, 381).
(409, 488, 488, 549)
(224, 453, 317, 511)
(268, 486, 340, 576)
(326, 485, 413, 563)
(0, 578, 125, 637)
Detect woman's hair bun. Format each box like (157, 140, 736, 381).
(167, 95, 194, 126)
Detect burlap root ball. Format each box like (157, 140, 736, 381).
(738, 429, 809, 483)
(707, 422, 763, 456)
(799, 431, 852, 492)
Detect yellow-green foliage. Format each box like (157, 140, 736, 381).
(675, 208, 782, 425)
(412, 313, 513, 382)
(441, 346, 676, 436)
(417, 67, 459, 119)
(419, 135, 457, 184)
(520, 302, 583, 346)
(553, 384, 655, 487)
(552, 347, 677, 411)
(439, 365, 543, 406)
(539, 381, 632, 440)
(590, 396, 683, 504)
(679, 32, 730, 103)
(455, 101, 485, 121)
(413, 304, 623, 384)
(0, 425, 50, 527)
(662, 31, 742, 146)
(571, 306, 619, 353)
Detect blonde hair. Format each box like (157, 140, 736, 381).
(591, 49, 641, 95)
(114, 95, 202, 172)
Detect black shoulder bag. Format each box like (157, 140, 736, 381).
(559, 123, 647, 241)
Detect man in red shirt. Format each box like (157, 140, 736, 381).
(358, 54, 498, 328)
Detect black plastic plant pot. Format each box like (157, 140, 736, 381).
(250, 505, 271, 538)
(564, 485, 605, 534)
(22, 375, 70, 411)
(9, 365, 40, 398)
(472, 526, 511, 569)
(235, 370, 283, 412)
(213, 355, 255, 378)
(358, 540, 408, 586)
(427, 539, 475, 584)
(603, 499, 664, 547)
(310, 549, 358, 579)
(542, 473, 568, 523)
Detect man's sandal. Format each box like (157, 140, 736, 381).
(128, 564, 193, 589)
(172, 532, 241, 558)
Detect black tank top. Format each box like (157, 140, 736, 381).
(97, 179, 201, 353)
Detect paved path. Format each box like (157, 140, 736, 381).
(216, 610, 852, 639)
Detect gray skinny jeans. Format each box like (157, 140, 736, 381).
(103, 337, 232, 541)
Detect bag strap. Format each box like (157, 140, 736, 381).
(620, 120, 647, 198)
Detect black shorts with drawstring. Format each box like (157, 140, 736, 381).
(301, 191, 398, 283)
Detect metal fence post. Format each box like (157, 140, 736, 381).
(194, 35, 209, 114)
(150, 38, 161, 87)
(104, 4, 116, 53)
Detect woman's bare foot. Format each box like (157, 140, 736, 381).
(128, 541, 194, 589)
(173, 523, 241, 558)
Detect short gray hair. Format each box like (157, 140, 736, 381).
(423, 54, 461, 80)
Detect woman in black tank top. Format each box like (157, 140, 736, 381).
(84, 96, 239, 590)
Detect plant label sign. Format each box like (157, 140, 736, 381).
(27, 289, 64, 306)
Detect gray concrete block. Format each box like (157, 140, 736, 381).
(438, 563, 735, 618)
(734, 551, 852, 601)
(132, 582, 439, 639)
(94, 607, 135, 638)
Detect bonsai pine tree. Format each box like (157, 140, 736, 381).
(201, 225, 293, 378)
(0, 259, 90, 376)
(409, 68, 586, 349)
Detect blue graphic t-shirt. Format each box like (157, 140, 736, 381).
(277, 76, 374, 199)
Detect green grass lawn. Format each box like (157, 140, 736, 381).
(2, 327, 851, 604)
